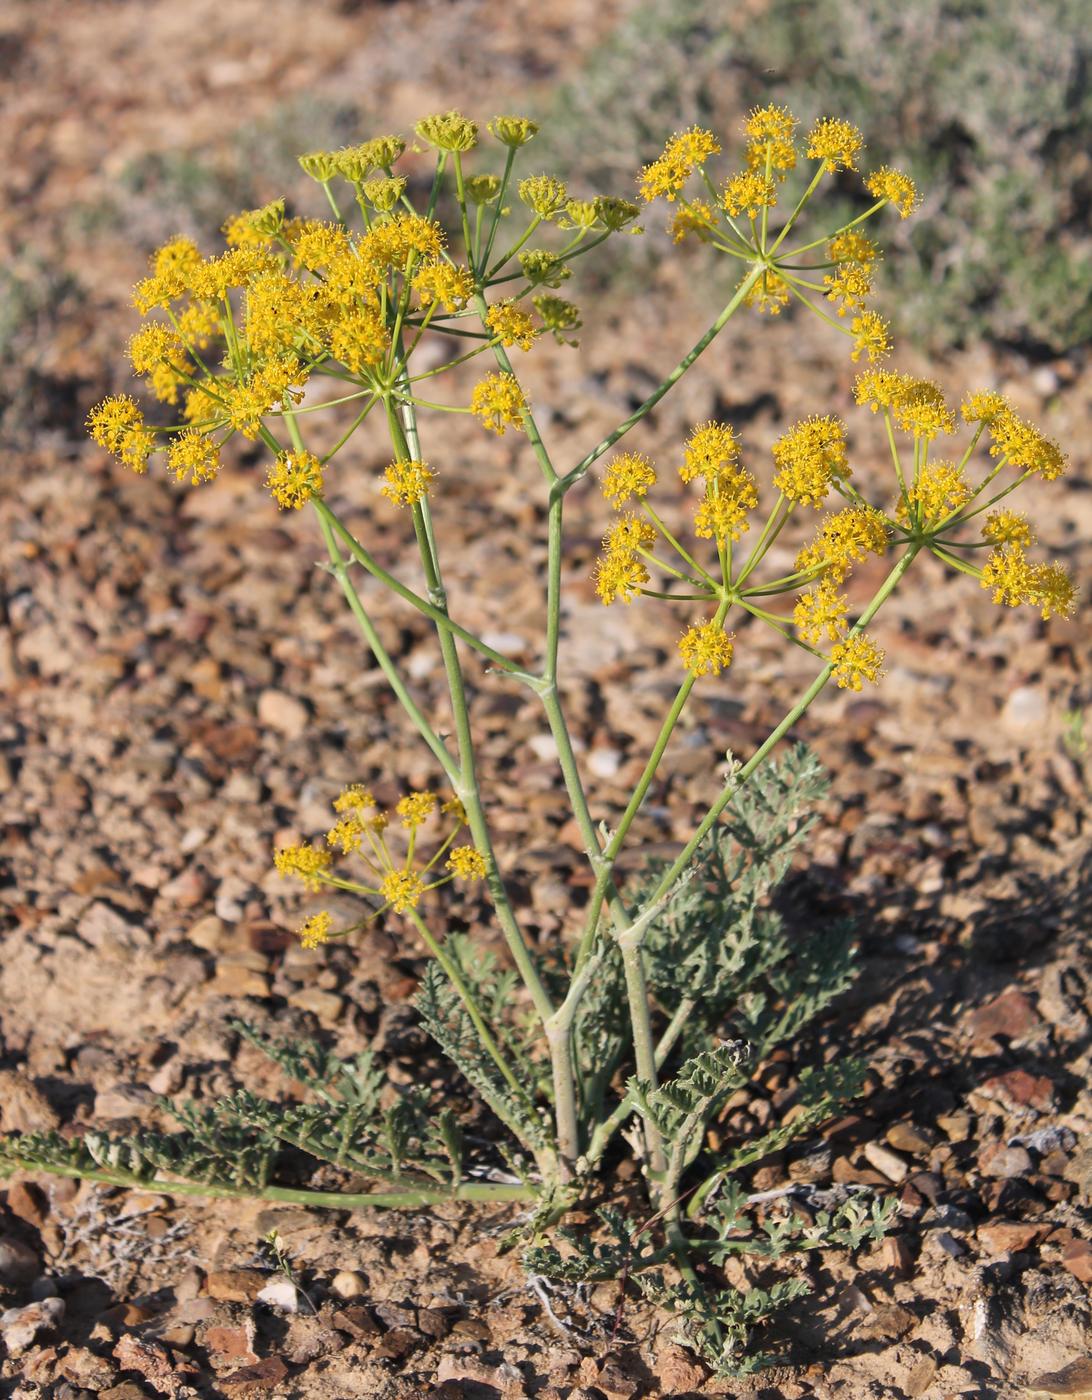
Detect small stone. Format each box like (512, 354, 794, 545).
(256, 1277, 298, 1313)
(330, 1270, 366, 1299)
(286, 988, 344, 1025)
(977, 1069, 1055, 1114)
(1064, 1145, 1092, 1198)
(258, 689, 309, 737)
(221, 1356, 289, 1388)
(886, 1122, 936, 1156)
(157, 1321, 195, 1347)
(6, 1181, 49, 1228)
(884, 1235, 916, 1276)
(863, 1141, 909, 1183)
(587, 747, 622, 778)
(205, 1324, 257, 1360)
(94, 1084, 155, 1121)
(187, 915, 230, 951)
(656, 1343, 706, 1393)
(206, 1268, 268, 1302)
(1027, 1357, 1092, 1397)
(1063, 1240, 1092, 1285)
(0, 1070, 60, 1132)
(0, 1235, 41, 1285)
(977, 1220, 1050, 1254)
(969, 988, 1041, 1046)
(904, 1356, 939, 1398)
(1, 1296, 65, 1353)
(979, 1143, 1034, 1179)
(58, 1346, 117, 1390)
(1001, 685, 1048, 735)
(332, 1306, 381, 1339)
(372, 1326, 421, 1361)
(937, 1112, 973, 1143)
(855, 1302, 916, 1341)
(208, 964, 271, 999)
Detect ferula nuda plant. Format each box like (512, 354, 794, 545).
(5, 106, 1077, 1372)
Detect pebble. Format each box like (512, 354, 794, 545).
(0, 1235, 41, 1285)
(206, 1268, 268, 1302)
(0, 1069, 61, 1132)
(287, 987, 345, 1025)
(1001, 685, 1049, 735)
(863, 1141, 909, 1183)
(256, 1277, 299, 1313)
(1, 1296, 65, 1353)
(979, 1143, 1034, 1178)
(886, 1122, 936, 1156)
(208, 963, 271, 999)
(330, 1270, 367, 1299)
(257, 689, 309, 737)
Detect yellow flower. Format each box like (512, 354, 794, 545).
(358, 176, 407, 212)
(397, 791, 437, 829)
(133, 237, 203, 312)
(900, 461, 970, 525)
(381, 459, 434, 507)
(793, 579, 849, 644)
(796, 506, 889, 583)
(604, 514, 657, 556)
(328, 305, 389, 374)
(415, 110, 478, 152)
(87, 394, 156, 473)
(827, 232, 879, 268)
(722, 171, 776, 218)
(594, 551, 649, 605)
(334, 783, 377, 814)
(298, 151, 340, 181)
(167, 429, 221, 485)
(441, 795, 467, 823)
(831, 633, 884, 690)
(326, 815, 369, 854)
(334, 136, 406, 181)
(290, 220, 353, 275)
(980, 546, 1076, 618)
(602, 451, 656, 507)
(865, 166, 920, 218)
(298, 912, 332, 950)
(670, 201, 719, 244)
(772, 416, 850, 507)
(742, 104, 797, 177)
(470, 373, 527, 435)
(892, 379, 955, 440)
(680, 422, 742, 485)
(266, 451, 324, 510)
(520, 250, 571, 287)
(982, 510, 1033, 548)
(743, 268, 791, 315)
(639, 127, 721, 202)
(380, 869, 425, 913)
(413, 263, 475, 313)
(128, 322, 185, 377)
(533, 294, 582, 345)
(447, 847, 488, 880)
(274, 844, 332, 891)
(594, 197, 641, 231)
(694, 483, 757, 543)
(988, 411, 1067, 480)
(361, 212, 445, 269)
(489, 115, 539, 148)
(486, 300, 538, 351)
(850, 310, 891, 362)
(679, 621, 734, 677)
(823, 262, 873, 316)
(518, 175, 568, 218)
(465, 175, 502, 206)
(806, 117, 864, 173)
(854, 368, 913, 413)
(961, 390, 1011, 426)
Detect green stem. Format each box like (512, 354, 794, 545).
(314, 507, 459, 781)
(1, 1157, 533, 1210)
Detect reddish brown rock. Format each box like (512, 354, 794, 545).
(970, 988, 1041, 1046)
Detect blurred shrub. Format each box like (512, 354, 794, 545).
(77, 96, 364, 250)
(538, 0, 1092, 355)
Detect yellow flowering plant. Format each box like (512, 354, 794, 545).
(9, 105, 1078, 1373)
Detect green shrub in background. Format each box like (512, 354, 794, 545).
(540, 0, 1092, 354)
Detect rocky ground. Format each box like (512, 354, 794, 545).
(1, 1, 1090, 1397)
